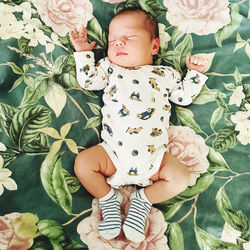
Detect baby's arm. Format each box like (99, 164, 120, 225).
(69, 25, 96, 52)
(167, 56, 208, 105)
(69, 26, 109, 91)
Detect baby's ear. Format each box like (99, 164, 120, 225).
(152, 37, 160, 55)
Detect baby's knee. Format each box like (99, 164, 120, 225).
(74, 149, 91, 177)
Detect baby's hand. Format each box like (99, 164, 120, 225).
(186, 55, 207, 73)
(69, 25, 96, 52)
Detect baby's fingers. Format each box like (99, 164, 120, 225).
(69, 27, 78, 40)
(190, 56, 207, 66)
(78, 24, 87, 39)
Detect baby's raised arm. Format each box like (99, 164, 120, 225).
(69, 25, 96, 52)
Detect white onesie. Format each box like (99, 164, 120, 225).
(74, 51, 208, 188)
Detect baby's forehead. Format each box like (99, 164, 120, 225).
(109, 12, 146, 33)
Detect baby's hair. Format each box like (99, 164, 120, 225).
(113, 7, 159, 39)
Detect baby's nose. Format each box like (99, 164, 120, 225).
(115, 39, 125, 47)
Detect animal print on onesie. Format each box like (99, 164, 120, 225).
(74, 51, 208, 188)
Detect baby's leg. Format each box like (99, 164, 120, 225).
(123, 152, 190, 243)
(74, 145, 116, 198)
(146, 152, 190, 203)
(74, 145, 122, 240)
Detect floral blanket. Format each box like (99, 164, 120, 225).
(0, 0, 249, 249)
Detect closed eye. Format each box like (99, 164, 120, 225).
(126, 35, 136, 40)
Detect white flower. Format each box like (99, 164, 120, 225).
(221, 223, 241, 244)
(237, 128, 250, 145)
(244, 242, 250, 250)
(23, 28, 48, 47)
(229, 86, 245, 107)
(0, 3, 16, 25)
(231, 104, 250, 145)
(0, 143, 17, 196)
(231, 109, 250, 132)
(158, 23, 171, 48)
(0, 21, 24, 40)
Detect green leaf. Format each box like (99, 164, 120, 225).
(53, 55, 68, 75)
(207, 147, 231, 172)
(212, 126, 238, 153)
(40, 153, 72, 215)
(138, 0, 166, 17)
(175, 34, 193, 68)
(18, 36, 34, 54)
(87, 17, 107, 48)
(180, 173, 214, 197)
(30, 235, 55, 250)
(53, 55, 79, 89)
(9, 76, 24, 92)
(11, 105, 50, 145)
(193, 85, 227, 105)
(194, 224, 242, 250)
(210, 107, 224, 131)
(115, 0, 166, 17)
(8, 62, 23, 75)
(175, 106, 203, 134)
(171, 28, 184, 47)
(0, 103, 18, 137)
(223, 83, 236, 91)
(87, 102, 101, 116)
(216, 187, 250, 233)
(233, 67, 242, 84)
(163, 203, 183, 220)
(38, 220, 67, 245)
(19, 79, 49, 107)
(9, 105, 52, 149)
(26, 132, 50, 151)
(85, 116, 102, 129)
(62, 169, 81, 193)
(215, 3, 243, 47)
(166, 223, 185, 250)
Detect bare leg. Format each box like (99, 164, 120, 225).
(74, 145, 122, 240)
(145, 152, 191, 204)
(74, 145, 116, 198)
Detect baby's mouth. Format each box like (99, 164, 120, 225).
(116, 51, 128, 56)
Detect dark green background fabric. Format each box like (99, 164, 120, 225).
(0, 0, 249, 249)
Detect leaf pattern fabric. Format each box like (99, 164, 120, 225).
(0, 0, 249, 249)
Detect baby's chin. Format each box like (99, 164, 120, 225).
(108, 57, 147, 68)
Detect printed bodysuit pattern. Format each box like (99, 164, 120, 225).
(74, 51, 208, 188)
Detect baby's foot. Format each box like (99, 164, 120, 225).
(98, 188, 123, 240)
(123, 188, 152, 243)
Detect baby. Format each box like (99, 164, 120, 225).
(70, 8, 207, 243)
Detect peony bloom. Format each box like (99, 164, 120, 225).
(163, 0, 231, 35)
(0, 212, 38, 250)
(166, 126, 209, 186)
(77, 186, 169, 250)
(32, 0, 93, 37)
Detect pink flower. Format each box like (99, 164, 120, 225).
(33, 0, 93, 37)
(0, 212, 38, 250)
(77, 186, 169, 250)
(102, 0, 126, 3)
(167, 126, 209, 186)
(163, 0, 231, 35)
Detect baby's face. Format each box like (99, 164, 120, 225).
(107, 12, 159, 68)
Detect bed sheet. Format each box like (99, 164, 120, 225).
(0, 0, 249, 249)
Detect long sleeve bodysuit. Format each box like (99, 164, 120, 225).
(74, 51, 208, 188)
